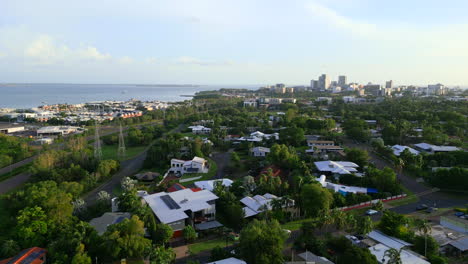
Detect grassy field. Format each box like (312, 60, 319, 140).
(188, 238, 227, 254)
(281, 218, 312, 231)
(101, 144, 147, 161)
(386, 186, 419, 207)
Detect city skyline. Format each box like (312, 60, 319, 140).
(1, 0, 468, 85)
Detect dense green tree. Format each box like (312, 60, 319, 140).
(345, 148, 370, 167)
(154, 224, 174, 245)
(16, 206, 50, 247)
(300, 183, 333, 217)
(0, 240, 20, 258)
(210, 246, 232, 262)
(339, 246, 378, 264)
(239, 219, 287, 264)
(356, 216, 373, 235)
(101, 215, 151, 259)
(149, 246, 175, 264)
(71, 244, 92, 264)
(379, 211, 411, 240)
(183, 225, 197, 243)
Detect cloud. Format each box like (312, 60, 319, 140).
(305, 2, 377, 36)
(176, 56, 233, 66)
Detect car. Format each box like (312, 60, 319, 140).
(283, 229, 292, 236)
(345, 235, 360, 245)
(366, 209, 378, 215)
(454, 212, 465, 217)
(416, 204, 429, 210)
(426, 207, 438, 213)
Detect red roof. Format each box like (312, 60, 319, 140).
(260, 165, 282, 178)
(190, 187, 202, 192)
(167, 183, 186, 192)
(0, 247, 47, 264)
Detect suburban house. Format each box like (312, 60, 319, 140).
(365, 230, 430, 264)
(314, 161, 360, 176)
(240, 193, 295, 218)
(207, 257, 247, 264)
(143, 188, 219, 236)
(306, 144, 344, 158)
(251, 146, 271, 157)
(307, 140, 335, 147)
(188, 125, 212, 134)
(134, 172, 160, 181)
(297, 251, 334, 264)
(238, 131, 279, 142)
(414, 143, 460, 154)
(194, 178, 233, 191)
(243, 99, 258, 108)
(0, 123, 25, 134)
(0, 247, 47, 264)
(169, 156, 209, 176)
(391, 145, 420, 156)
(316, 175, 378, 195)
(89, 212, 131, 235)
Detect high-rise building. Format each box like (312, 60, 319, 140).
(338, 75, 347, 87)
(310, 80, 319, 90)
(364, 84, 382, 96)
(385, 80, 393, 88)
(428, 84, 446, 95)
(318, 74, 331, 90)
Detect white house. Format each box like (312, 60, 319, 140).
(194, 178, 233, 191)
(188, 125, 212, 134)
(414, 143, 460, 154)
(240, 193, 295, 218)
(391, 145, 420, 156)
(251, 146, 271, 157)
(143, 188, 219, 234)
(366, 230, 429, 264)
(314, 161, 359, 175)
(243, 100, 258, 108)
(170, 156, 209, 176)
(207, 257, 247, 264)
(316, 175, 375, 195)
(250, 131, 279, 140)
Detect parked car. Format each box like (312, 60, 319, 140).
(426, 207, 438, 213)
(454, 212, 465, 217)
(416, 204, 429, 210)
(283, 229, 292, 236)
(366, 209, 378, 216)
(345, 235, 360, 245)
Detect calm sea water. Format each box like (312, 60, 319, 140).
(0, 84, 258, 109)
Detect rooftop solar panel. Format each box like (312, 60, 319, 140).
(161, 195, 181, 210)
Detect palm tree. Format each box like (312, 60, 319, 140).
(331, 209, 346, 230)
(415, 219, 432, 257)
(383, 248, 402, 264)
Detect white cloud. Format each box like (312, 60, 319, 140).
(305, 2, 377, 36)
(176, 56, 233, 66)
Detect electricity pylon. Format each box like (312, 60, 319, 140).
(94, 119, 102, 161)
(117, 123, 126, 160)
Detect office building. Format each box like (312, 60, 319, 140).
(385, 80, 393, 88)
(318, 74, 331, 90)
(338, 75, 347, 87)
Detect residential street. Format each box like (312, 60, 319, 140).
(343, 140, 467, 214)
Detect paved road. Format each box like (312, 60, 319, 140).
(344, 140, 467, 214)
(0, 172, 32, 194)
(83, 151, 147, 205)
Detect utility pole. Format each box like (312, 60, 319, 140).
(117, 123, 126, 160)
(94, 119, 102, 161)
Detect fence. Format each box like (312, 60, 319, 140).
(337, 194, 408, 211)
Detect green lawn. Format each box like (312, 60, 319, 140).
(101, 144, 147, 161)
(180, 158, 218, 186)
(386, 187, 419, 207)
(188, 238, 227, 254)
(281, 218, 312, 231)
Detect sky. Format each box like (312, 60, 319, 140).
(1, 0, 468, 86)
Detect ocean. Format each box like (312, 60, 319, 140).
(0, 83, 259, 109)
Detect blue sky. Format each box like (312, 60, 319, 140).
(1, 0, 468, 86)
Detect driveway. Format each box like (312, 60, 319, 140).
(211, 150, 232, 179)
